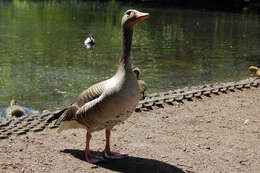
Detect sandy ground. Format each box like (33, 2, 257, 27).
(0, 87, 260, 173)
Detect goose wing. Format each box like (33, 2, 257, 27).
(53, 80, 106, 124)
(75, 93, 105, 123)
(73, 80, 106, 107)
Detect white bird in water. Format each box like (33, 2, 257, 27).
(84, 34, 95, 48)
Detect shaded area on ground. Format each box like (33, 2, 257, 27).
(62, 149, 184, 173)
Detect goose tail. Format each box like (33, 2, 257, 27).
(47, 105, 78, 125)
(46, 108, 66, 124)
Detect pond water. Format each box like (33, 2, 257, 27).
(0, 0, 260, 119)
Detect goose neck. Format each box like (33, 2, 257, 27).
(120, 27, 133, 69)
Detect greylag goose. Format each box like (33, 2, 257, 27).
(133, 67, 147, 99)
(248, 65, 260, 77)
(49, 9, 149, 163)
(6, 99, 24, 117)
(84, 34, 95, 48)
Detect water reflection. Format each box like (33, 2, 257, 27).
(0, 1, 260, 119)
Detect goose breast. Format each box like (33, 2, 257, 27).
(76, 72, 139, 132)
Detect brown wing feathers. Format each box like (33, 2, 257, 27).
(47, 81, 105, 124)
(74, 81, 105, 107)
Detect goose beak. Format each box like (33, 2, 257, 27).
(135, 11, 150, 23)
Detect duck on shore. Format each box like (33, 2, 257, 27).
(248, 65, 260, 77)
(48, 9, 150, 163)
(133, 67, 147, 99)
(6, 99, 25, 117)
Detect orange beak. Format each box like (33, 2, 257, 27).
(135, 11, 150, 23)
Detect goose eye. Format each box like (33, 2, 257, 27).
(126, 11, 132, 16)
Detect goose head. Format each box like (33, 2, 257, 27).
(121, 9, 149, 29)
(119, 10, 149, 68)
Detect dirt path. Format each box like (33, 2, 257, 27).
(0, 87, 259, 173)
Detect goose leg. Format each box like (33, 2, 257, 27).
(85, 132, 104, 163)
(103, 129, 128, 159)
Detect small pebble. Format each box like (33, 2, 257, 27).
(91, 165, 99, 169)
(72, 133, 77, 136)
(206, 146, 211, 150)
(42, 110, 49, 113)
(146, 135, 152, 139)
(244, 119, 249, 125)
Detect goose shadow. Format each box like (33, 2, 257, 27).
(61, 149, 185, 173)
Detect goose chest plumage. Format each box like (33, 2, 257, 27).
(48, 9, 150, 163)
